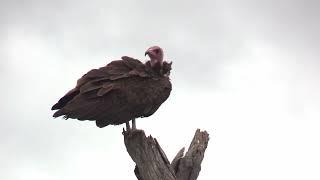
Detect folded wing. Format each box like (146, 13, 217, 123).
(52, 57, 172, 127)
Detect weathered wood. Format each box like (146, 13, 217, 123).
(123, 129, 176, 180)
(171, 148, 185, 173)
(123, 129, 209, 180)
(175, 129, 209, 180)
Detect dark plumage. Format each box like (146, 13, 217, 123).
(51, 46, 172, 128)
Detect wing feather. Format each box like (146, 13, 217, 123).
(97, 84, 113, 96)
(52, 57, 145, 110)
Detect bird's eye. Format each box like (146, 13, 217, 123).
(154, 49, 160, 54)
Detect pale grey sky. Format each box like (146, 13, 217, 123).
(1, 0, 320, 179)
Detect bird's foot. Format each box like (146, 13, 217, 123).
(124, 119, 137, 133)
(126, 122, 131, 132)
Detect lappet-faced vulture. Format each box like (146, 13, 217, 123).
(51, 46, 172, 130)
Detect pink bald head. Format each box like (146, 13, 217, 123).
(145, 46, 164, 67)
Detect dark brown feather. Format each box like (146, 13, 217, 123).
(52, 57, 172, 128)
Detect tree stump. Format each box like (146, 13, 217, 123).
(123, 129, 209, 180)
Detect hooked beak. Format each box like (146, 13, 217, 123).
(145, 51, 149, 56)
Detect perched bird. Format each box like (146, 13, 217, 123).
(51, 46, 172, 130)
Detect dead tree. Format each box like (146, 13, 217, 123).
(123, 129, 209, 180)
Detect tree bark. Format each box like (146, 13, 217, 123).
(123, 129, 209, 180)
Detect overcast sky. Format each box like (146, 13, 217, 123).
(1, 0, 320, 179)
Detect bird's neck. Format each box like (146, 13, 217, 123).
(147, 60, 163, 75)
(151, 59, 163, 68)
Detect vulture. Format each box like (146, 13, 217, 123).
(51, 46, 172, 130)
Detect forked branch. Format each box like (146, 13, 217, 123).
(123, 129, 209, 180)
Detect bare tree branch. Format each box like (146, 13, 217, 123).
(123, 129, 209, 180)
(175, 129, 209, 180)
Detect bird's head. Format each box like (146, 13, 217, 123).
(145, 46, 164, 67)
